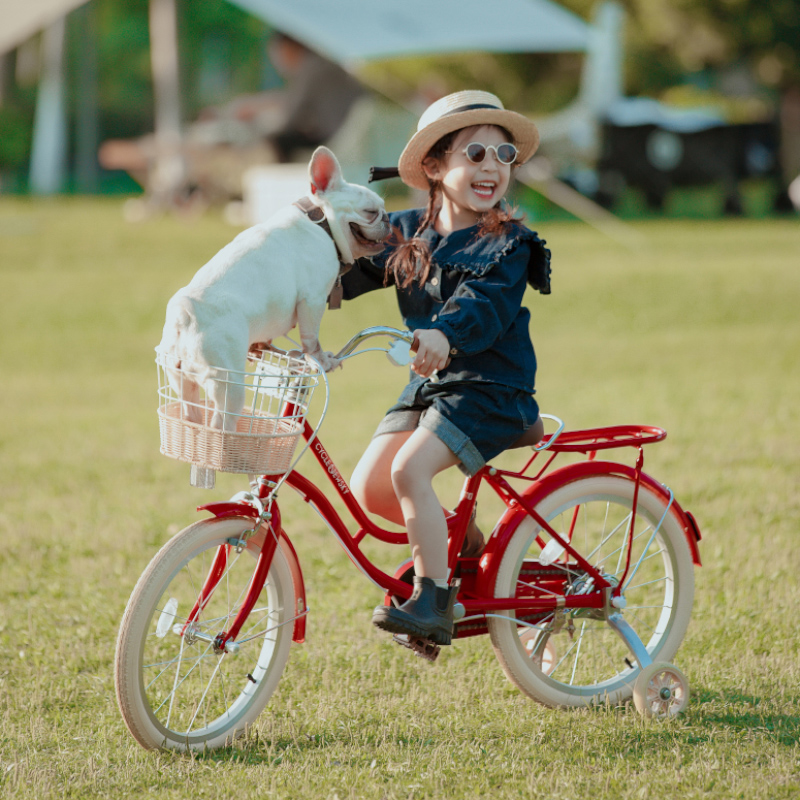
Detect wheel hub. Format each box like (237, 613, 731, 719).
(568, 571, 617, 620)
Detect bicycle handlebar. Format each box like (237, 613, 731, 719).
(249, 326, 413, 364)
(333, 326, 414, 360)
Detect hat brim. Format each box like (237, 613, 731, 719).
(398, 108, 540, 191)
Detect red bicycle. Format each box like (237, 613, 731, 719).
(115, 326, 702, 751)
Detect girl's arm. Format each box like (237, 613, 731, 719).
(340, 255, 393, 301)
(430, 243, 529, 358)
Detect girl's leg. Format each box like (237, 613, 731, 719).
(390, 427, 460, 580)
(373, 428, 461, 645)
(350, 431, 412, 526)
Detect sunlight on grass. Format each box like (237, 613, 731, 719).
(1, 198, 799, 798)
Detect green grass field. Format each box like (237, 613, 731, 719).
(1, 198, 799, 799)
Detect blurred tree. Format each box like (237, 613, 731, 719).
(361, 0, 800, 110)
(0, 105, 31, 170)
(579, 0, 800, 93)
(94, 0, 155, 138)
(1, 0, 798, 192)
(177, 2, 270, 115)
(93, 0, 270, 139)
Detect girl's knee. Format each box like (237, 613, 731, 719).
(350, 461, 381, 511)
(351, 450, 400, 519)
(390, 454, 431, 498)
(391, 430, 458, 497)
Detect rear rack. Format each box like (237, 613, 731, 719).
(541, 425, 666, 454)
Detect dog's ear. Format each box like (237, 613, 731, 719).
(309, 147, 343, 195)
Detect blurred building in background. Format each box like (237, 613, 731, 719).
(0, 0, 798, 218)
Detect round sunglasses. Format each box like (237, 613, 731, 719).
(449, 142, 518, 165)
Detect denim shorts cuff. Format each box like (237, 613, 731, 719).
(373, 409, 421, 438)
(420, 407, 486, 476)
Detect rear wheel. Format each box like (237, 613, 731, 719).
(115, 517, 295, 750)
(489, 475, 694, 709)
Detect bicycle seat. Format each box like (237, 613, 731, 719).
(508, 416, 545, 449)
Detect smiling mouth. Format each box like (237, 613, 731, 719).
(472, 182, 496, 198)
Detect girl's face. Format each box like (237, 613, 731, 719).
(423, 125, 513, 231)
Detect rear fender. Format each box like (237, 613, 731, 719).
(476, 461, 702, 597)
(198, 501, 307, 643)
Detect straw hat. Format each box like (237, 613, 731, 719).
(398, 90, 540, 191)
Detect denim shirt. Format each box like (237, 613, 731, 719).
(341, 208, 551, 393)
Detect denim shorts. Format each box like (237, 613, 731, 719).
(374, 379, 540, 476)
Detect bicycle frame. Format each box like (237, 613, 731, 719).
(116, 328, 703, 749)
(199, 401, 702, 650)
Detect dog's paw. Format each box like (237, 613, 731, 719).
(305, 351, 341, 372)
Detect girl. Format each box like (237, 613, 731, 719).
(341, 90, 551, 646)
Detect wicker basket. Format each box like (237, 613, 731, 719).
(155, 347, 321, 475)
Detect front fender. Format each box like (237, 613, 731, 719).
(198, 501, 307, 644)
(476, 461, 702, 598)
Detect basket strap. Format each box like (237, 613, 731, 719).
(293, 197, 353, 310)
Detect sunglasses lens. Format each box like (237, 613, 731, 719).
(465, 143, 487, 163)
(497, 144, 517, 164)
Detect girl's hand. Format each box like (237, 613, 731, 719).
(411, 329, 451, 378)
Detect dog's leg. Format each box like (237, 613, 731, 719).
(296, 299, 339, 371)
(207, 370, 245, 433)
(167, 365, 203, 424)
(181, 374, 203, 424)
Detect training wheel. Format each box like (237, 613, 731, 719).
(633, 662, 690, 718)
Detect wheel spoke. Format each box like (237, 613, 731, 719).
(568, 621, 587, 685)
(626, 574, 670, 591)
(489, 476, 693, 709)
(115, 519, 294, 750)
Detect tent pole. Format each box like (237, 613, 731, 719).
(148, 0, 185, 204)
(74, 1, 100, 193)
(29, 17, 68, 194)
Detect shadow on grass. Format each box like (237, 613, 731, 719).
(161, 686, 800, 764)
(690, 687, 800, 746)
(184, 727, 445, 766)
(186, 730, 344, 766)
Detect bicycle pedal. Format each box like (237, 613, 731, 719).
(392, 633, 440, 662)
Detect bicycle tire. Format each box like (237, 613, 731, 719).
(115, 516, 295, 751)
(489, 475, 694, 708)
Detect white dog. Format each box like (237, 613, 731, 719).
(158, 146, 390, 431)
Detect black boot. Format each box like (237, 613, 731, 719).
(372, 577, 458, 646)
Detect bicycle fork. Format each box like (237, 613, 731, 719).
(179, 506, 283, 655)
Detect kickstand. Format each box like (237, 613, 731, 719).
(392, 633, 441, 662)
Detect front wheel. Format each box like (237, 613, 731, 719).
(115, 517, 295, 751)
(489, 475, 694, 709)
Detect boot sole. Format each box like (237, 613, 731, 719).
(372, 607, 452, 646)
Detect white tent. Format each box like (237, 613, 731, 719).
(0, 0, 87, 55)
(0, 0, 591, 61)
(227, 0, 591, 63)
(0, 0, 593, 197)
